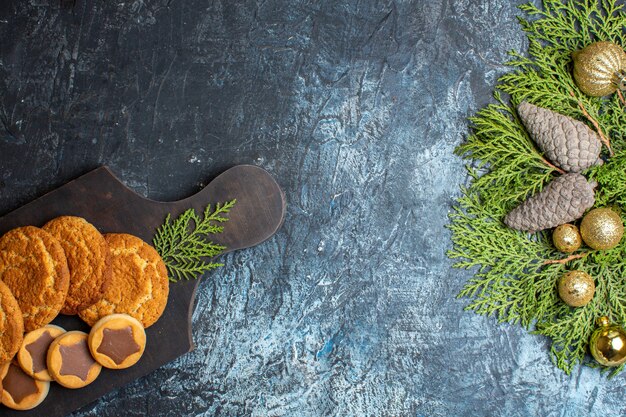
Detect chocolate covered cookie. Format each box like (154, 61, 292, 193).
(17, 325, 66, 381)
(47, 331, 101, 389)
(0, 280, 24, 363)
(0, 226, 70, 331)
(78, 233, 169, 328)
(88, 314, 146, 369)
(43, 216, 112, 315)
(0, 361, 49, 410)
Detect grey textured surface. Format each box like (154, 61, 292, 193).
(0, 0, 615, 416)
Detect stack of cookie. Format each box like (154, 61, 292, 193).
(0, 216, 169, 410)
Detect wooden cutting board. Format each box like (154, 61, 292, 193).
(0, 165, 286, 417)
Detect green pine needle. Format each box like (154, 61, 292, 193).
(153, 200, 236, 282)
(449, 0, 626, 375)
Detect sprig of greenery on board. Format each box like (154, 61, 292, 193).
(448, 0, 626, 375)
(154, 200, 236, 282)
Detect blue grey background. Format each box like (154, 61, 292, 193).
(0, 0, 614, 416)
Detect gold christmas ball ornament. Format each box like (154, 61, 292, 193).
(572, 41, 626, 97)
(552, 224, 582, 253)
(590, 316, 626, 367)
(558, 271, 595, 307)
(580, 208, 624, 250)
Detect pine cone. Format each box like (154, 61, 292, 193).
(504, 173, 596, 232)
(517, 101, 603, 172)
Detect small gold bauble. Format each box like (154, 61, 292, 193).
(580, 208, 624, 250)
(552, 224, 582, 253)
(558, 271, 595, 307)
(590, 316, 626, 367)
(572, 41, 626, 97)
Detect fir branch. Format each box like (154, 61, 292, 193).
(455, 95, 557, 216)
(449, 0, 626, 375)
(569, 90, 613, 154)
(153, 200, 236, 282)
(543, 252, 588, 265)
(590, 152, 626, 207)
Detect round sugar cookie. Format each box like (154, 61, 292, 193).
(43, 216, 112, 315)
(17, 325, 66, 381)
(78, 233, 169, 328)
(0, 226, 70, 331)
(88, 314, 146, 369)
(0, 280, 24, 363)
(47, 331, 101, 389)
(0, 361, 49, 410)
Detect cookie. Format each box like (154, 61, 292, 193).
(0, 280, 24, 363)
(88, 314, 146, 369)
(43, 216, 112, 315)
(0, 226, 70, 331)
(78, 233, 169, 328)
(0, 361, 50, 410)
(47, 331, 101, 389)
(17, 325, 66, 381)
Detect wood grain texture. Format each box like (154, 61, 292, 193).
(0, 165, 285, 417)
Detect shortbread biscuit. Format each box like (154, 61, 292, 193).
(78, 234, 169, 328)
(47, 331, 101, 389)
(88, 314, 146, 369)
(43, 216, 111, 315)
(0, 226, 70, 331)
(0, 361, 49, 410)
(17, 325, 66, 381)
(0, 280, 23, 363)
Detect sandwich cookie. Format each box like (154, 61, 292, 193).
(17, 325, 66, 381)
(47, 331, 101, 389)
(0, 361, 49, 410)
(88, 314, 146, 369)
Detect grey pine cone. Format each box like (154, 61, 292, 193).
(504, 173, 596, 232)
(517, 101, 603, 172)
